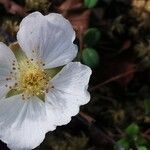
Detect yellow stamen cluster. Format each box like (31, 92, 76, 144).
(18, 59, 50, 99)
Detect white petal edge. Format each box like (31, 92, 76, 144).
(0, 95, 56, 150)
(45, 13, 75, 42)
(17, 11, 78, 69)
(0, 42, 18, 99)
(45, 62, 92, 126)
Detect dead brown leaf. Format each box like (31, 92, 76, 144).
(55, 0, 90, 38)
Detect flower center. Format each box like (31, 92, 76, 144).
(17, 59, 50, 99)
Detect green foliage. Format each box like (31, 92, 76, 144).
(138, 146, 148, 150)
(82, 28, 100, 67)
(115, 123, 149, 150)
(136, 136, 148, 146)
(125, 123, 140, 136)
(144, 99, 150, 115)
(82, 48, 100, 68)
(114, 138, 130, 150)
(84, 0, 98, 8)
(84, 28, 101, 46)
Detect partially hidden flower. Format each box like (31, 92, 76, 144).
(0, 12, 91, 150)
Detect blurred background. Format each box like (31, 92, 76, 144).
(0, 0, 150, 149)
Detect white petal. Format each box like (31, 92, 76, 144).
(0, 42, 18, 99)
(46, 89, 80, 125)
(51, 62, 92, 104)
(0, 95, 55, 150)
(45, 62, 92, 126)
(17, 12, 78, 69)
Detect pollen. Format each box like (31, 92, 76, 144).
(17, 59, 50, 99)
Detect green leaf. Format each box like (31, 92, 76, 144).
(114, 138, 130, 150)
(125, 123, 140, 136)
(82, 48, 100, 68)
(136, 136, 148, 146)
(84, 28, 101, 46)
(84, 0, 98, 8)
(138, 146, 148, 150)
(144, 99, 150, 114)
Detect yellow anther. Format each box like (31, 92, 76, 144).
(17, 59, 50, 99)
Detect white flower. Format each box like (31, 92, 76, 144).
(0, 12, 91, 150)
